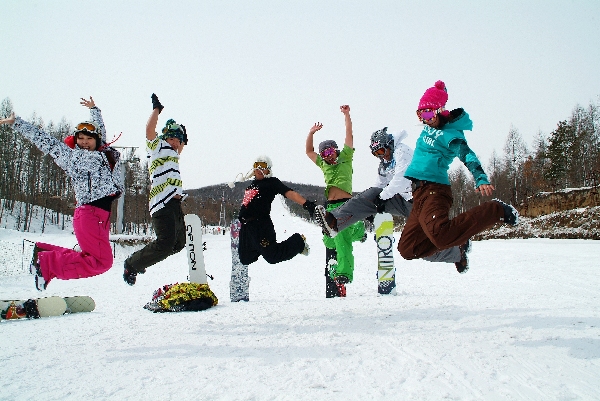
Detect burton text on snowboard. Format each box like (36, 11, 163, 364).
(184, 214, 208, 284)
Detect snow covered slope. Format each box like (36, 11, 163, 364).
(1, 196, 599, 400)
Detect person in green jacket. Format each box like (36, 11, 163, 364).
(398, 80, 519, 261)
(305, 105, 365, 297)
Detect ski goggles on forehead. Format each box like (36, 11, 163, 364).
(320, 147, 337, 158)
(253, 162, 269, 170)
(75, 122, 98, 134)
(416, 108, 443, 122)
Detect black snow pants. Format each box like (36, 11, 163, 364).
(238, 217, 304, 266)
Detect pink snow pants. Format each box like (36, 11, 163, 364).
(37, 205, 113, 285)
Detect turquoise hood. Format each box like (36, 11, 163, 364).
(404, 109, 474, 185)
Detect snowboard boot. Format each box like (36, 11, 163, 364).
(493, 199, 519, 226)
(360, 232, 368, 243)
(315, 205, 338, 238)
(30, 248, 47, 291)
(327, 259, 338, 280)
(29, 244, 42, 275)
(23, 299, 41, 319)
(455, 239, 472, 274)
(325, 258, 339, 298)
(300, 235, 310, 256)
(35, 274, 47, 291)
(334, 275, 349, 297)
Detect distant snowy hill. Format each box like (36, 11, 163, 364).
(479, 205, 600, 240)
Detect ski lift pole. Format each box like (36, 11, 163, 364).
(22, 239, 35, 272)
(113, 146, 140, 234)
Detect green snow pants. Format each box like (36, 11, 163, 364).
(322, 200, 366, 282)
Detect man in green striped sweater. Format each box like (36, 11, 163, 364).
(123, 94, 188, 285)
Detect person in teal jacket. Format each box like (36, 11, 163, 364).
(398, 80, 519, 262)
(305, 105, 365, 297)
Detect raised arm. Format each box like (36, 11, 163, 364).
(340, 105, 353, 148)
(81, 96, 107, 142)
(146, 110, 159, 141)
(285, 189, 316, 218)
(449, 139, 494, 196)
(146, 93, 163, 141)
(80, 96, 95, 109)
(284, 190, 307, 206)
(2, 112, 75, 171)
(305, 122, 323, 164)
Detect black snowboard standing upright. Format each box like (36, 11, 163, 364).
(325, 248, 339, 298)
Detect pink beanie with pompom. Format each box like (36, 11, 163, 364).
(418, 80, 448, 110)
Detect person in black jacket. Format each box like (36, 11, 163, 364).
(237, 155, 316, 265)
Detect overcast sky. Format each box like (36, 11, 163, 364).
(2, 0, 599, 192)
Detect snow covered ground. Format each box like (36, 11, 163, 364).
(1, 197, 600, 400)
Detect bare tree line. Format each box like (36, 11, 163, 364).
(448, 100, 600, 217)
(1, 96, 598, 232)
(0, 98, 151, 234)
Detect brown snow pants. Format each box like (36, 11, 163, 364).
(398, 182, 504, 260)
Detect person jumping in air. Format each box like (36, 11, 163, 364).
(305, 105, 366, 296)
(123, 93, 189, 285)
(234, 156, 315, 266)
(313, 124, 466, 272)
(397, 80, 518, 261)
(0, 97, 123, 290)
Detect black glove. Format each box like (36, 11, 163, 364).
(180, 124, 188, 145)
(151, 93, 164, 113)
(302, 200, 317, 218)
(374, 196, 385, 213)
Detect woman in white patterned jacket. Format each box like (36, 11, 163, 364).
(0, 97, 123, 290)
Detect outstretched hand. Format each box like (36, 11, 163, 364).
(80, 96, 95, 109)
(151, 93, 164, 113)
(0, 112, 16, 125)
(309, 122, 323, 135)
(340, 105, 350, 114)
(476, 184, 495, 197)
